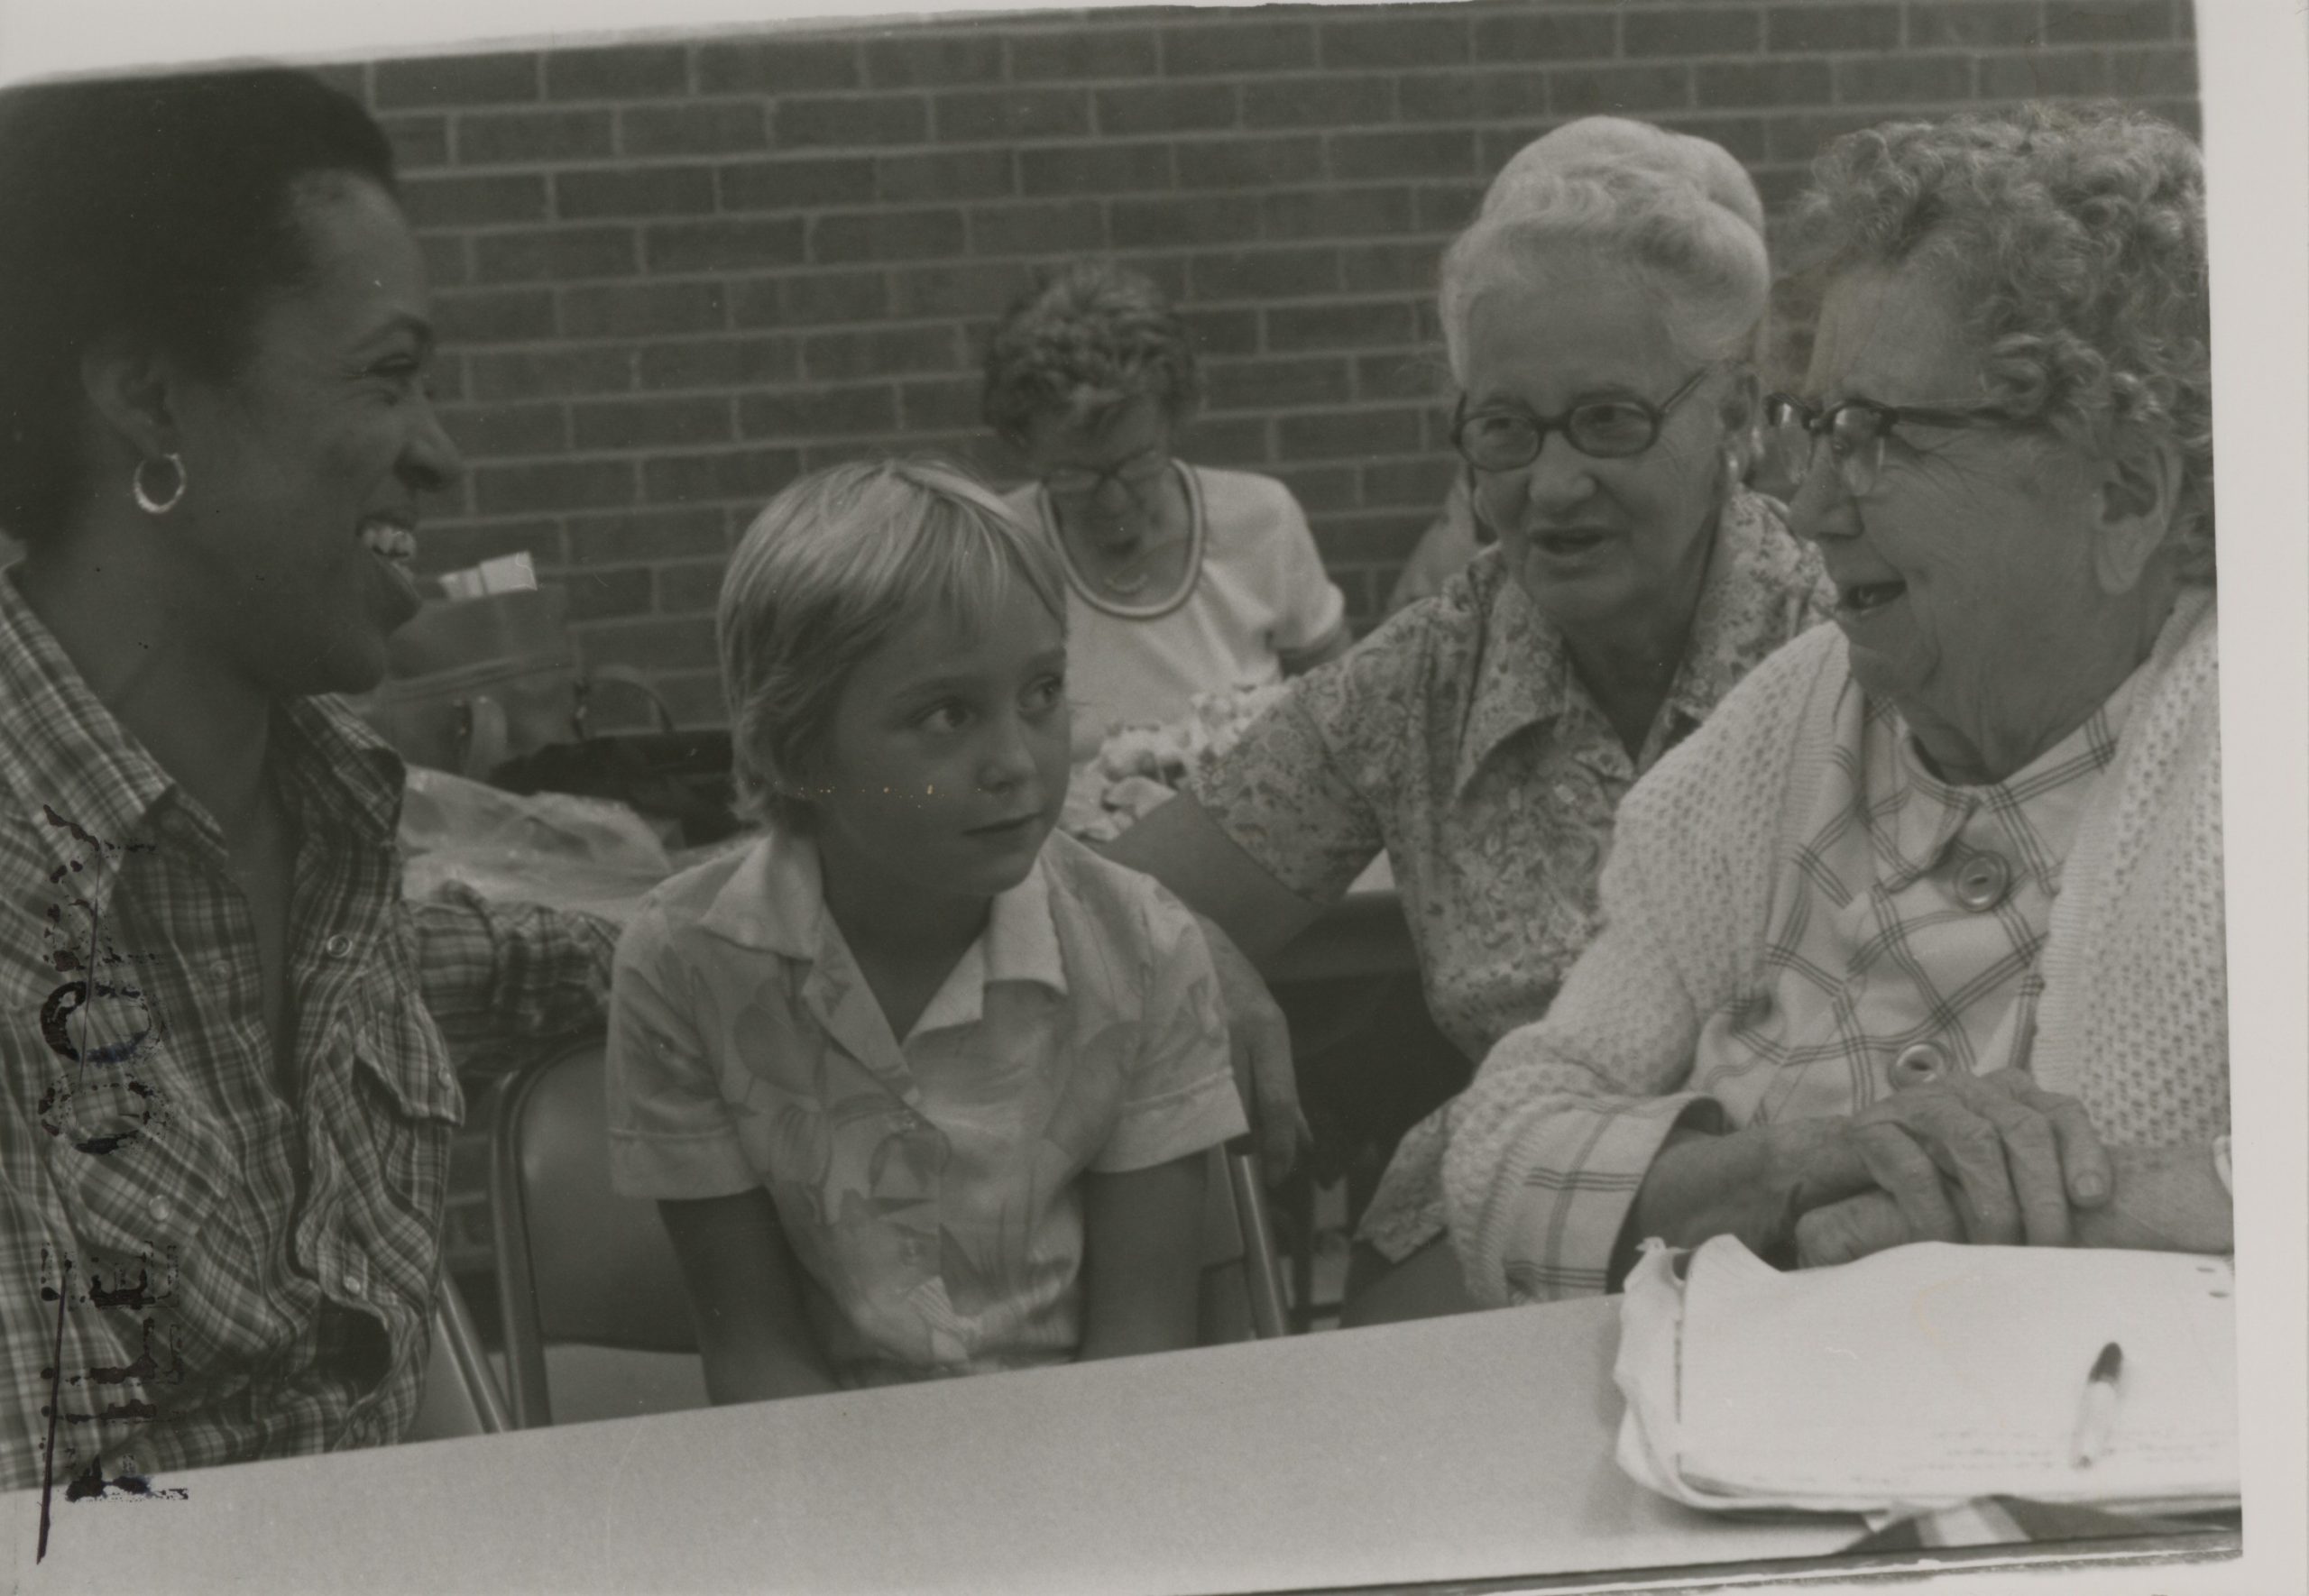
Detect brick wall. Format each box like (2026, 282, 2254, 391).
(335, 1, 2194, 725)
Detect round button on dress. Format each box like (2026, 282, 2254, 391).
(1953, 851, 2011, 913)
(1891, 1041, 1951, 1088)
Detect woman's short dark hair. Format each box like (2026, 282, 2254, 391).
(0, 68, 398, 546)
(980, 260, 1203, 445)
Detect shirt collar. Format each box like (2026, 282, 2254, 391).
(699, 827, 1069, 1000)
(1454, 549, 1575, 800)
(1878, 657, 2142, 894)
(0, 568, 405, 892)
(1, 567, 179, 871)
(275, 696, 409, 846)
(1454, 490, 1817, 799)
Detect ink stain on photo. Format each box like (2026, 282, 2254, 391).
(62, 1455, 188, 1503)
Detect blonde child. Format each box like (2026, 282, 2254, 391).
(605, 457, 1246, 1399)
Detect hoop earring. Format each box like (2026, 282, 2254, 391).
(132, 453, 186, 517)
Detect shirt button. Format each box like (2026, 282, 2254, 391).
(1952, 851, 2011, 913)
(148, 1196, 171, 1223)
(323, 934, 354, 959)
(1891, 1041, 1952, 1088)
(208, 959, 233, 985)
(341, 1265, 363, 1295)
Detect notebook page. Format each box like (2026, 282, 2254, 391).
(1674, 1240, 2237, 1503)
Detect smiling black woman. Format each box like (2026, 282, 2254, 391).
(0, 68, 616, 1491)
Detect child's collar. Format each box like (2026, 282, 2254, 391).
(700, 827, 1067, 997)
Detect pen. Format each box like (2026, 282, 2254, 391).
(2068, 1342, 2124, 1468)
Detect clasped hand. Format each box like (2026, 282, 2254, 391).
(1786, 1067, 2112, 1269)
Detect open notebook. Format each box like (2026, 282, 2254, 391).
(1615, 1236, 2239, 1515)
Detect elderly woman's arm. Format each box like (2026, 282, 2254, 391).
(1104, 796, 1323, 1179)
(1445, 875, 2121, 1298)
(1438, 895, 1870, 1301)
(1103, 795, 1326, 964)
(1437, 913, 2085, 1298)
(1104, 619, 1430, 1178)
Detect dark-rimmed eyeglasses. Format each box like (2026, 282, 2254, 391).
(1450, 367, 1713, 472)
(1763, 393, 2024, 500)
(1043, 447, 1169, 500)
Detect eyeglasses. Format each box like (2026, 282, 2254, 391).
(1043, 447, 1170, 500)
(1763, 393, 2024, 500)
(1451, 367, 1713, 472)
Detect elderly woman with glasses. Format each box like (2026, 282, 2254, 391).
(1106, 121, 1832, 1320)
(1385, 117, 1773, 618)
(1441, 103, 2230, 1305)
(982, 261, 1353, 763)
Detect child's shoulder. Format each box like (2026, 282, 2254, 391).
(619, 833, 778, 960)
(1035, 830, 1206, 963)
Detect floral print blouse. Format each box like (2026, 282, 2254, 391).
(1189, 490, 1833, 1260)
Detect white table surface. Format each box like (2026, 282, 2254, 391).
(5, 1298, 1859, 1595)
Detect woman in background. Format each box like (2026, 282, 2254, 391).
(0, 69, 612, 1489)
(1108, 120, 1831, 1322)
(982, 261, 1353, 762)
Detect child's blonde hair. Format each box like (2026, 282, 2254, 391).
(717, 456, 1066, 832)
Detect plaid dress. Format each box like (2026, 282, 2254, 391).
(1, 572, 614, 1491)
(1688, 673, 2134, 1126)
(1444, 593, 2226, 1303)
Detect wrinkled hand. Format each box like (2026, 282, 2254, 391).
(1835, 1065, 2111, 1250)
(1196, 916, 1311, 1184)
(1793, 1188, 1916, 1268)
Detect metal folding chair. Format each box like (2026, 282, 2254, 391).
(1200, 1136, 1292, 1344)
(489, 1039, 699, 1428)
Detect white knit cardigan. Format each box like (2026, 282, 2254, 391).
(1443, 591, 2228, 1304)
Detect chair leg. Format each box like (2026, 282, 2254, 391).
(1226, 1151, 1292, 1340)
(432, 1269, 512, 1435)
(1282, 1170, 1320, 1331)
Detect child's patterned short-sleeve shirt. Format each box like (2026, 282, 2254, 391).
(606, 827, 1245, 1386)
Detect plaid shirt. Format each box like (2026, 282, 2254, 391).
(1, 572, 614, 1491)
(1479, 668, 2135, 1303)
